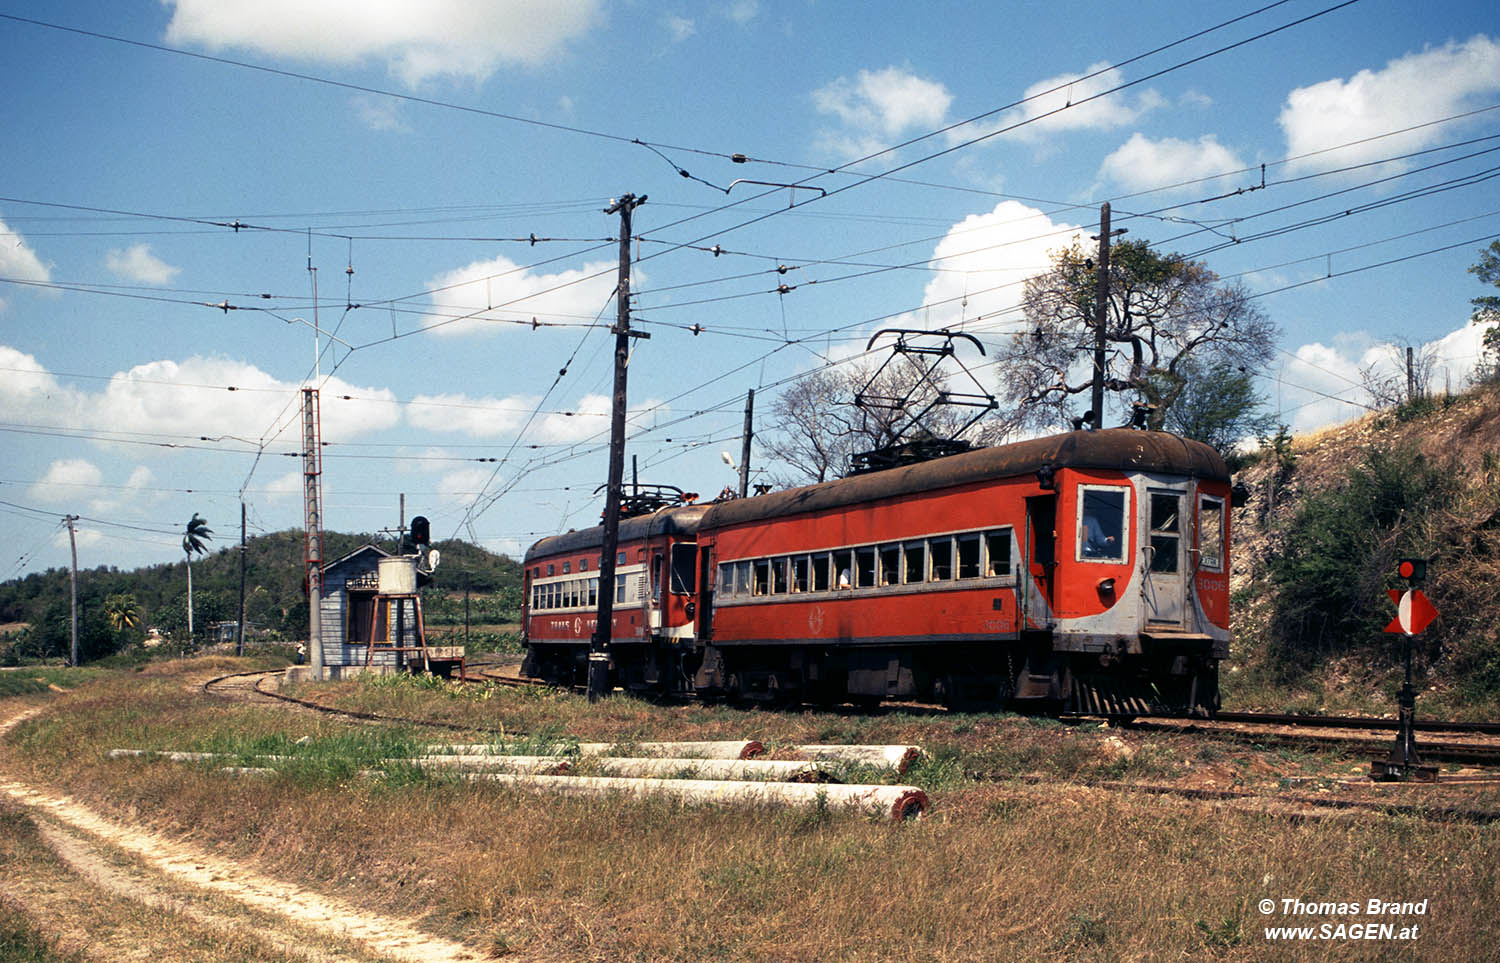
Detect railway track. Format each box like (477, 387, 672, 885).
(1120, 711, 1500, 767)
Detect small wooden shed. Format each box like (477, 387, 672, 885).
(316, 545, 462, 676)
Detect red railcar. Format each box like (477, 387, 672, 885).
(522, 429, 1231, 715)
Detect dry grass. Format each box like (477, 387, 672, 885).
(5, 660, 1500, 961)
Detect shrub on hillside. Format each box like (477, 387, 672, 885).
(1268, 444, 1458, 661)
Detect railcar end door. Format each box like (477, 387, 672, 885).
(1143, 488, 1186, 625)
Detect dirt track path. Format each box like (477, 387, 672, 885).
(0, 702, 483, 963)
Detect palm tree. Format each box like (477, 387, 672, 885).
(103, 593, 142, 633)
(103, 593, 142, 651)
(182, 513, 212, 637)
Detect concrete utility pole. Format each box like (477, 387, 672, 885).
(302, 387, 325, 679)
(589, 192, 648, 703)
(64, 514, 79, 667)
(1089, 203, 1125, 429)
(237, 501, 246, 657)
(738, 388, 754, 498)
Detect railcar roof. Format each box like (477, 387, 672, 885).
(523, 503, 711, 564)
(702, 429, 1228, 530)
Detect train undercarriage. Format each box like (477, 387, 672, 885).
(521, 634, 1220, 717)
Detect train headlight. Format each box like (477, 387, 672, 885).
(1097, 577, 1116, 597)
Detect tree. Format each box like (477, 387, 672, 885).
(760, 356, 1014, 486)
(1470, 239, 1500, 383)
(1001, 238, 1278, 432)
(181, 513, 212, 637)
(1162, 358, 1277, 457)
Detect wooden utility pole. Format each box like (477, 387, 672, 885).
(65, 514, 79, 667)
(738, 388, 754, 498)
(1089, 203, 1124, 429)
(589, 192, 648, 703)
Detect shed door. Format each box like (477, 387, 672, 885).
(1143, 489, 1186, 625)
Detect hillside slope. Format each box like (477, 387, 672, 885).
(1227, 382, 1500, 718)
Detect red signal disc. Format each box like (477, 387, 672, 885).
(1398, 560, 1415, 579)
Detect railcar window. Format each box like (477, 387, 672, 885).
(615, 573, 627, 603)
(562, 562, 571, 574)
(855, 547, 877, 588)
(652, 553, 664, 603)
(834, 550, 854, 589)
(811, 554, 830, 592)
(1150, 491, 1182, 574)
(878, 545, 900, 586)
(1080, 487, 1127, 562)
(670, 544, 696, 594)
(930, 537, 953, 581)
(770, 557, 789, 594)
(735, 561, 752, 598)
(1200, 497, 1224, 572)
(903, 540, 927, 584)
(548, 564, 555, 576)
(589, 578, 599, 606)
(985, 530, 1012, 576)
(792, 556, 809, 592)
(719, 563, 736, 597)
(958, 534, 981, 578)
(752, 559, 770, 596)
(580, 559, 588, 572)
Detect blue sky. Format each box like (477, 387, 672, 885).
(2, 0, 1498, 578)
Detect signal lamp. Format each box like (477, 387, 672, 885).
(1396, 557, 1427, 583)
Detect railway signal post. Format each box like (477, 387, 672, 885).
(1371, 558, 1440, 782)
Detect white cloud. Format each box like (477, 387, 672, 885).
(163, 0, 602, 86)
(30, 459, 103, 503)
(423, 254, 621, 336)
(0, 345, 398, 444)
(724, 0, 759, 25)
(535, 393, 667, 444)
(406, 392, 538, 438)
(0, 345, 86, 427)
(351, 94, 409, 132)
(813, 67, 953, 160)
(1280, 35, 1500, 174)
(105, 244, 181, 285)
(0, 218, 51, 309)
(664, 15, 696, 43)
(1277, 322, 1488, 432)
(263, 471, 303, 502)
(991, 62, 1163, 142)
(1097, 133, 1245, 193)
(905, 201, 1083, 336)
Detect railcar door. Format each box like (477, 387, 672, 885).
(1022, 494, 1057, 627)
(1142, 488, 1187, 625)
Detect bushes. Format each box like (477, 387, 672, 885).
(1268, 445, 1458, 660)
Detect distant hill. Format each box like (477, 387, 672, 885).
(1227, 381, 1500, 718)
(0, 530, 522, 659)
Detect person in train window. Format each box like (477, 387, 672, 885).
(837, 568, 852, 589)
(1082, 489, 1125, 559)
